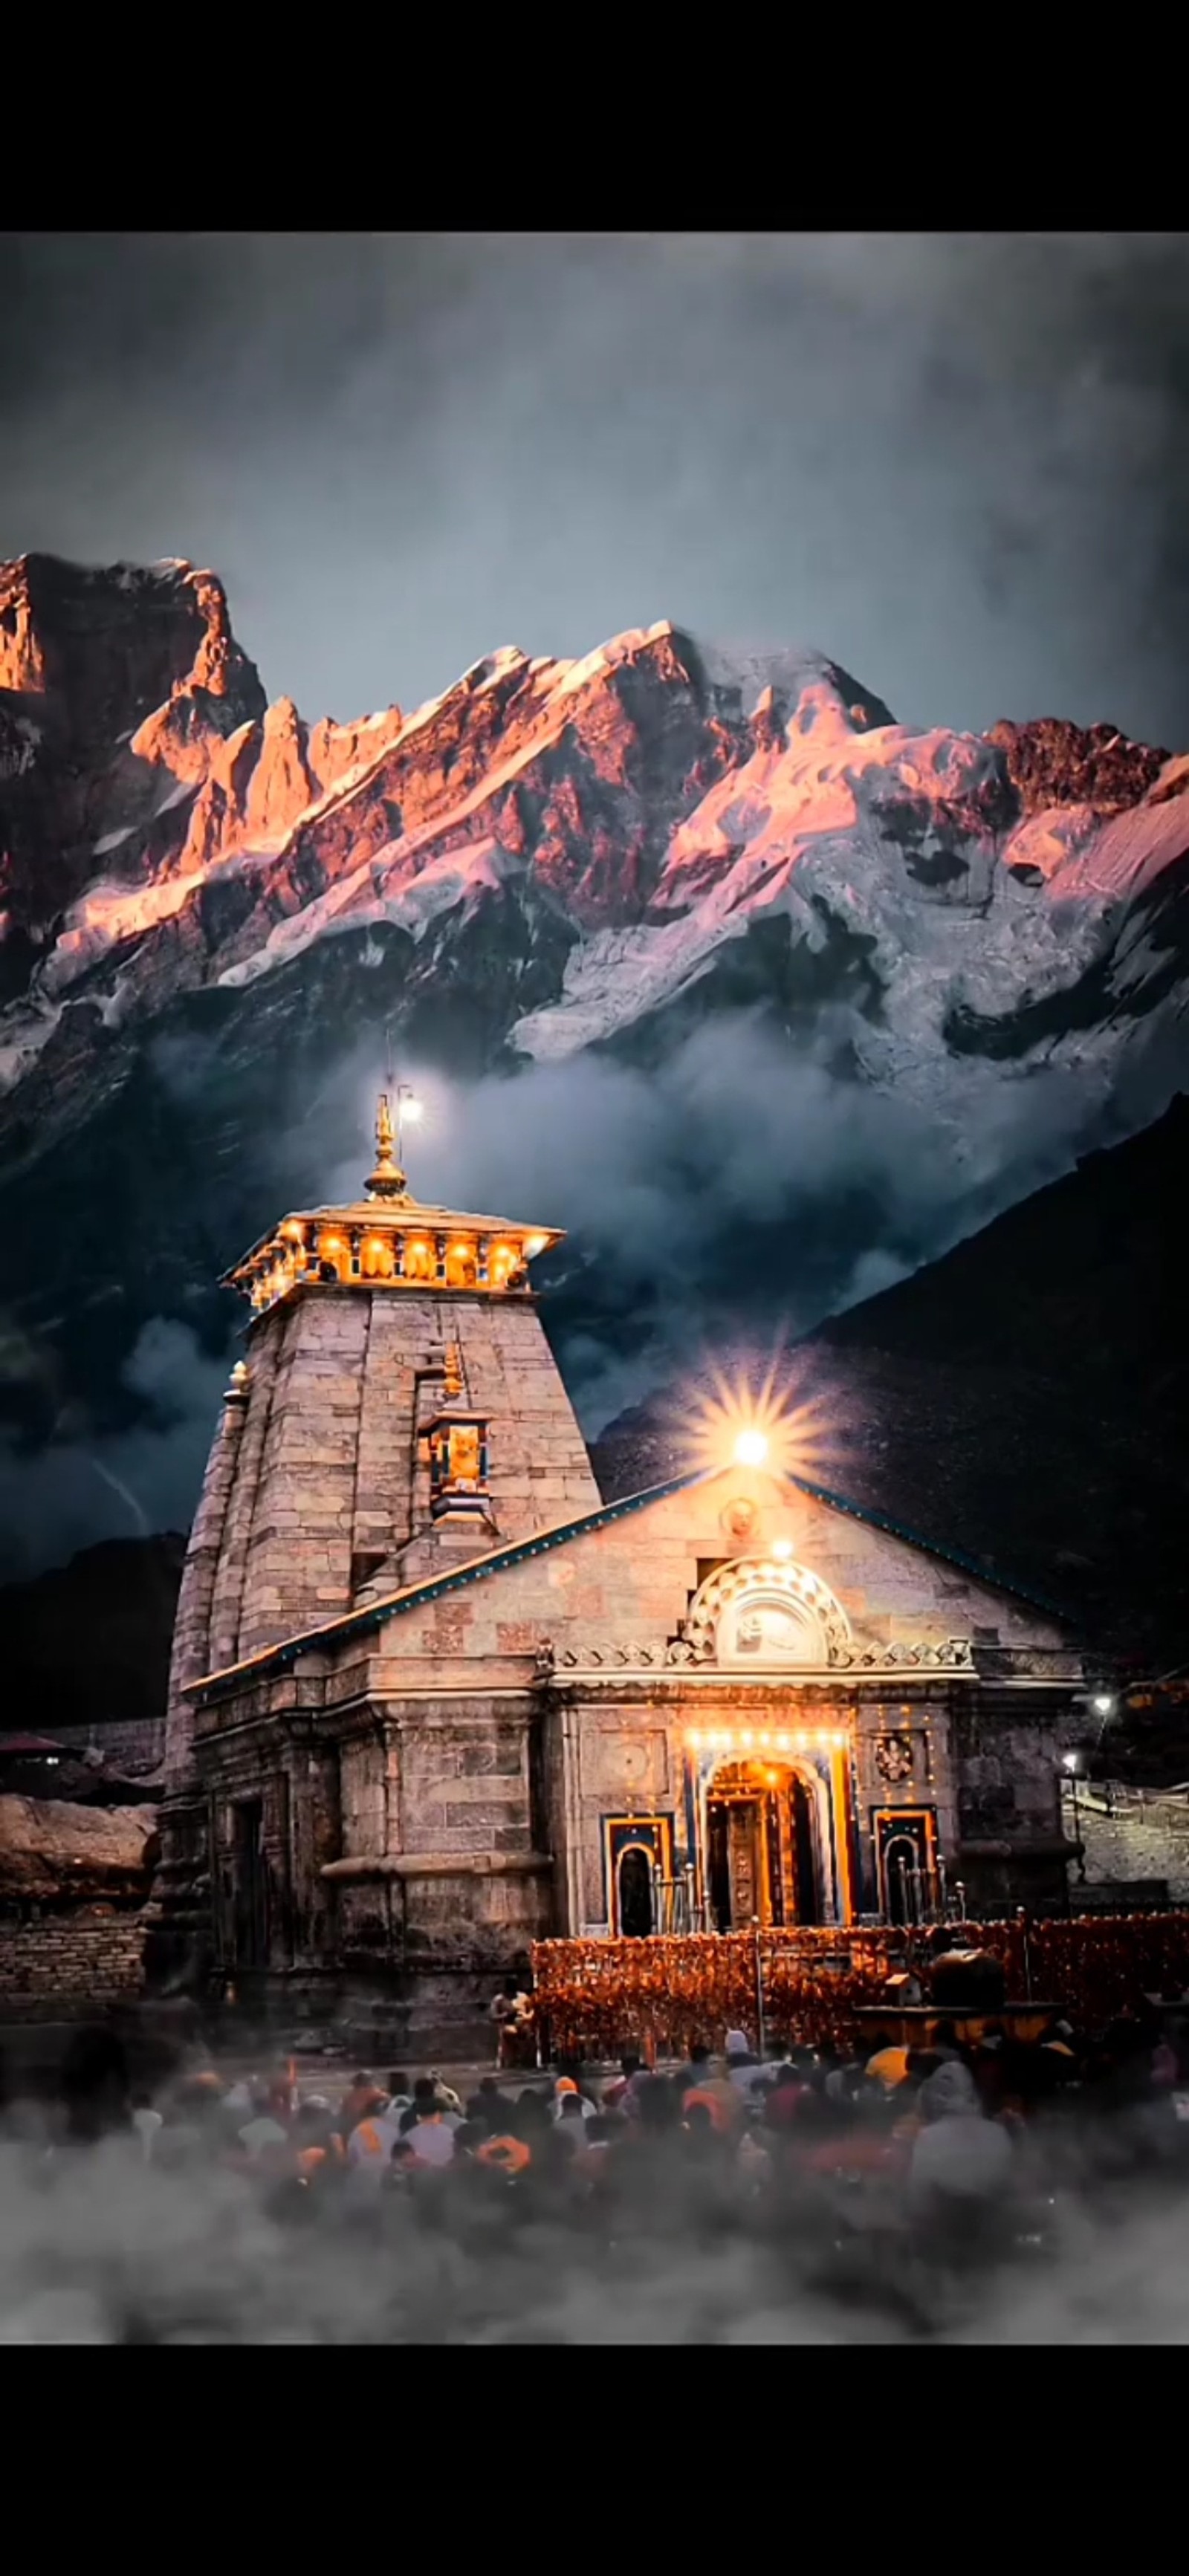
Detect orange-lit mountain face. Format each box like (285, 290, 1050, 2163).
(1, 550, 1188, 1551)
(4, 555, 1187, 1093)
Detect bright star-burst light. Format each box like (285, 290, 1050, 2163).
(679, 1346, 841, 1486)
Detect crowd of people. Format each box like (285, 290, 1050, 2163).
(3, 2004, 1189, 2335)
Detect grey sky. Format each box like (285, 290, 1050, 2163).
(2, 232, 1188, 744)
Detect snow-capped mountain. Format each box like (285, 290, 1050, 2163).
(1, 550, 1188, 1537)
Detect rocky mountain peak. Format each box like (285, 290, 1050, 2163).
(1, 553, 1188, 1531)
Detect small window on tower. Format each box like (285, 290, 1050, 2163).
(360, 1233, 395, 1280)
(446, 1239, 478, 1290)
(317, 1230, 349, 1281)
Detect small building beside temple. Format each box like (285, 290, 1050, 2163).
(0, 1796, 158, 2014)
(149, 1098, 1087, 2051)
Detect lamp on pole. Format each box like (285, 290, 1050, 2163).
(751, 1916, 767, 2063)
(394, 1083, 424, 1165)
(1063, 1749, 1086, 1881)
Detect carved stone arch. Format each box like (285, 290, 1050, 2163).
(686, 1554, 852, 1668)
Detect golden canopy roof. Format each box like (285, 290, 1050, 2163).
(224, 1093, 563, 1314)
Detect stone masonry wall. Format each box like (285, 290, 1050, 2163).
(0, 1910, 146, 2005)
(955, 1698, 1067, 1845)
(446, 1297, 601, 1542)
(317, 1695, 550, 1976)
(390, 1705, 534, 1863)
(208, 1309, 284, 1670)
(1063, 1782, 1189, 1901)
(240, 1294, 371, 1657)
(953, 1692, 1075, 1910)
(349, 1295, 425, 1574)
(164, 1387, 246, 1782)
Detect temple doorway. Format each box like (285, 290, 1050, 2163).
(617, 1843, 655, 1939)
(230, 1797, 268, 1967)
(603, 1816, 673, 1936)
(705, 1759, 821, 1930)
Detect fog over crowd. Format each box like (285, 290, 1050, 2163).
(4, 2009, 1189, 2344)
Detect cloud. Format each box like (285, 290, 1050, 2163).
(0, 947, 1154, 1577)
(1, 2101, 1188, 2343)
(2, 235, 1188, 745)
(306, 1004, 1121, 1441)
(0, 1320, 227, 1578)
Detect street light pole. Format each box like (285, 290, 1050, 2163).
(752, 1917, 767, 2062)
(395, 1082, 421, 1167)
(1063, 1749, 1086, 1882)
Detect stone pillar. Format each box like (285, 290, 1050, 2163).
(208, 1311, 283, 1670)
(163, 1363, 250, 1790)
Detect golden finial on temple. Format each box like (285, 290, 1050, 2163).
(366, 1089, 406, 1200)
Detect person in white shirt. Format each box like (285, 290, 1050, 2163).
(908, 2060, 1014, 2216)
(238, 2112, 289, 2159)
(551, 2076, 597, 2124)
(346, 2109, 402, 2184)
(131, 2095, 163, 2164)
(725, 2030, 772, 2109)
(401, 2075, 463, 2132)
(403, 2109, 456, 2168)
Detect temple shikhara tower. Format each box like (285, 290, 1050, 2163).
(150, 1096, 1088, 2052)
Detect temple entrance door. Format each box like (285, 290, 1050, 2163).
(875, 1810, 938, 1924)
(618, 1843, 655, 1939)
(231, 1798, 268, 1967)
(707, 1801, 734, 1933)
(706, 1761, 823, 1929)
(707, 1799, 762, 1931)
(788, 1773, 820, 1927)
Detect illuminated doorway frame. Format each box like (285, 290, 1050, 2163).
(874, 1806, 939, 1921)
(683, 1722, 858, 1926)
(603, 1814, 675, 1937)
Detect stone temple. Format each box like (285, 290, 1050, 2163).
(149, 1098, 1087, 2053)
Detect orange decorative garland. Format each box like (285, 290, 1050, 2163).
(530, 1917, 1189, 2059)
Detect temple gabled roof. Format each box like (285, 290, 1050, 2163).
(187, 1461, 1072, 1704)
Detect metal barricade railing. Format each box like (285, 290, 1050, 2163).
(649, 1866, 701, 1936)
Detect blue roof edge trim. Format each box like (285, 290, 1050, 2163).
(190, 1461, 1072, 1704)
(786, 1470, 1070, 1623)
